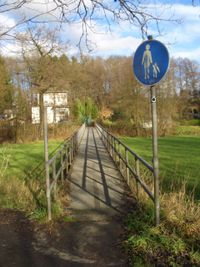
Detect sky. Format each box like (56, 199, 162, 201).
(0, 0, 200, 62)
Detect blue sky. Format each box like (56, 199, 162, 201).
(1, 1, 200, 62)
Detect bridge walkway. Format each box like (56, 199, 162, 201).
(63, 126, 130, 266)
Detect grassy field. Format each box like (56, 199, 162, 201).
(121, 133, 200, 266)
(120, 136, 200, 198)
(0, 140, 64, 213)
(0, 140, 63, 178)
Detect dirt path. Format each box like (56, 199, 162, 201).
(0, 208, 130, 267)
(0, 209, 69, 267)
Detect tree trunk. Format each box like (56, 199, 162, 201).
(39, 93, 44, 138)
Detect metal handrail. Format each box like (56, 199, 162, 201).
(48, 123, 85, 189)
(96, 124, 154, 202)
(46, 123, 86, 219)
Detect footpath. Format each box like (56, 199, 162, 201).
(0, 127, 130, 267)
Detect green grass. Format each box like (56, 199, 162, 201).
(120, 136, 200, 197)
(0, 140, 63, 178)
(180, 119, 200, 126)
(0, 140, 64, 216)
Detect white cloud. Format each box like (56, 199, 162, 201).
(171, 47, 200, 61)
(173, 4, 200, 20)
(0, 41, 22, 57)
(0, 13, 17, 38)
(82, 3, 200, 59)
(0, 14, 16, 28)
(144, 3, 200, 61)
(60, 20, 141, 57)
(90, 33, 140, 57)
(1, 1, 200, 62)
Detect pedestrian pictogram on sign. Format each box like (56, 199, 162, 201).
(133, 39, 169, 86)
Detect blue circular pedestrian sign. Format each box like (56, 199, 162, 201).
(133, 39, 170, 86)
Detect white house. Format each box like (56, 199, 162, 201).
(32, 92, 70, 124)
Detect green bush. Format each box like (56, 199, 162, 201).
(100, 120, 151, 137)
(73, 97, 99, 123)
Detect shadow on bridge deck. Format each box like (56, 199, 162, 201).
(55, 126, 131, 266)
(68, 126, 128, 220)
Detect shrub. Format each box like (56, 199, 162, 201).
(100, 120, 151, 137)
(124, 182, 200, 266)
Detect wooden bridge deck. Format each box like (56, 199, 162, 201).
(64, 126, 129, 266)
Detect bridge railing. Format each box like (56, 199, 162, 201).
(46, 123, 85, 219)
(96, 124, 154, 202)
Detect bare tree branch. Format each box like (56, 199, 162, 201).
(0, 1, 182, 50)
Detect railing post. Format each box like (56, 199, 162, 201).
(53, 159, 57, 199)
(106, 131, 109, 149)
(114, 139, 117, 163)
(113, 138, 115, 161)
(69, 142, 72, 166)
(119, 142, 122, 172)
(71, 140, 74, 162)
(109, 135, 112, 155)
(72, 136, 74, 158)
(108, 134, 110, 154)
(61, 151, 64, 183)
(125, 149, 130, 185)
(111, 136, 114, 158)
(135, 157, 140, 199)
(65, 144, 69, 175)
(75, 132, 78, 153)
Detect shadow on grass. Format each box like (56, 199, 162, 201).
(22, 141, 67, 211)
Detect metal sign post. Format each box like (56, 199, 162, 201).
(43, 105, 52, 221)
(133, 36, 169, 226)
(150, 86, 160, 225)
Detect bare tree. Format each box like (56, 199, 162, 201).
(0, 1, 180, 47)
(17, 25, 67, 136)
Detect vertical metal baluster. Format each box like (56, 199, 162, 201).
(71, 136, 74, 160)
(53, 158, 57, 199)
(66, 144, 69, 175)
(69, 142, 72, 166)
(111, 136, 114, 158)
(119, 142, 122, 172)
(61, 151, 64, 183)
(125, 149, 130, 185)
(135, 157, 140, 199)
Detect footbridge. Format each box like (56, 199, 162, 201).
(44, 123, 156, 266)
(46, 123, 155, 220)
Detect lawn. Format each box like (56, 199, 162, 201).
(0, 140, 64, 212)
(120, 136, 200, 198)
(0, 140, 63, 178)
